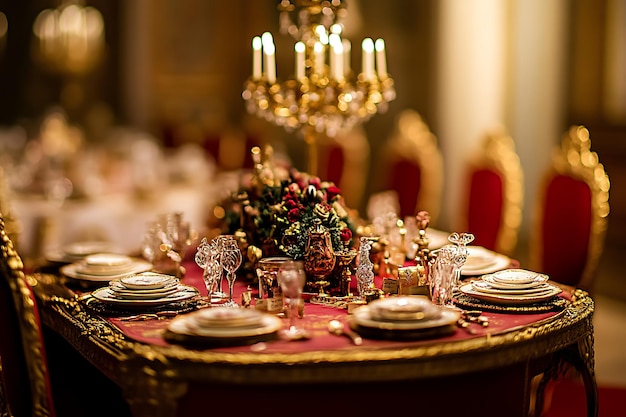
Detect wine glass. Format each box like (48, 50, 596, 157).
(277, 260, 308, 340)
(219, 235, 243, 307)
(194, 237, 222, 304)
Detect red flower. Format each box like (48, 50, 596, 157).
(287, 208, 301, 222)
(309, 177, 321, 189)
(326, 185, 341, 201)
(340, 227, 352, 242)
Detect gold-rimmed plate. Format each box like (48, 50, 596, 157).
(60, 259, 153, 282)
(459, 283, 562, 306)
(91, 285, 198, 307)
(351, 305, 460, 331)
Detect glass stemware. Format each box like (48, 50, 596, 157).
(194, 237, 222, 305)
(277, 260, 308, 340)
(219, 235, 243, 307)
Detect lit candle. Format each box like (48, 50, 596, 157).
(362, 38, 375, 80)
(314, 42, 324, 76)
(265, 42, 276, 83)
(342, 39, 351, 76)
(333, 41, 344, 81)
(329, 34, 340, 80)
(262, 32, 276, 83)
(252, 36, 262, 79)
(295, 41, 305, 80)
(375, 38, 387, 78)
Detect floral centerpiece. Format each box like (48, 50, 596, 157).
(219, 152, 357, 264)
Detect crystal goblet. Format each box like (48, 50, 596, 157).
(277, 260, 308, 340)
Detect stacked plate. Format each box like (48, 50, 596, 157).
(90, 272, 199, 307)
(349, 296, 460, 340)
(46, 241, 120, 264)
(461, 246, 511, 276)
(166, 307, 282, 346)
(459, 268, 562, 305)
(60, 253, 153, 284)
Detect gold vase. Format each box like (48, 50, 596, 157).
(303, 220, 336, 297)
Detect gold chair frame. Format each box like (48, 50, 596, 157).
(458, 128, 524, 255)
(529, 125, 610, 291)
(378, 110, 443, 223)
(1, 214, 55, 417)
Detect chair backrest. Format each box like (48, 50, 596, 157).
(375, 109, 443, 222)
(316, 125, 370, 210)
(529, 125, 610, 291)
(458, 128, 524, 256)
(0, 212, 55, 417)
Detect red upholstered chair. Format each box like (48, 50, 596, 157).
(529, 125, 610, 292)
(316, 125, 370, 210)
(0, 211, 56, 417)
(374, 110, 443, 223)
(457, 128, 524, 256)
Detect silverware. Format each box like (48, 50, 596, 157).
(327, 320, 362, 345)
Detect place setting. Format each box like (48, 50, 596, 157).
(164, 306, 282, 347)
(59, 252, 154, 285)
(456, 268, 567, 312)
(348, 295, 461, 340)
(82, 271, 200, 316)
(460, 245, 511, 276)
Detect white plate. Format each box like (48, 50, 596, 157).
(167, 312, 282, 338)
(470, 280, 556, 295)
(459, 283, 562, 305)
(75, 253, 135, 276)
(109, 278, 180, 294)
(91, 285, 198, 306)
(482, 274, 548, 290)
(352, 305, 460, 331)
(490, 269, 548, 285)
(190, 307, 266, 328)
(367, 295, 442, 322)
(460, 246, 511, 276)
(61, 259, 153, 282)
(109, 286, 182, 300)
(119, 272, 177, 289)
(427, 229, 450, 250)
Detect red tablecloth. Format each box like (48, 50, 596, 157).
(106, 261, 566, 353)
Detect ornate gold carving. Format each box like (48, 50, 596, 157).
(0, 215, 53, 417)
(460, 127, 524, 255)
(530, 125, 610, 290)
(34, 268, 596, 388)
(378, 110, 443, 222)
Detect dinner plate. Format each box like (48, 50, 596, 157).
(459, 283, 562, 305)
(367, 295, 442, 322)
(167, 311, 282, 338)
(109, 286, 182, 300)
(352, 305, 460, 331)
(109, 278, 180, 294)
(490, 269, 548, 285)
(426, 228, 450, 250)
(190, 307, 266, 329)
(460, 246, 511, 276)
(75, 253, 134, 276)
(470, 280, 556, 295)
(482, 274, 548, 290)
(91, 285, 198, 307)
(119, 272, 177, 289)
(60, 259, 153, 282)
(45, 241, 120, 263)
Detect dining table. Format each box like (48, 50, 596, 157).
(31, 257, 598, 417)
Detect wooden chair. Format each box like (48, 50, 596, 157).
(457, 127, 524, 256)
(316, 125, 370, 210)
(0, 211, 56, 416)
(529, 125, 610, 292)
(374, 109, 443, 223)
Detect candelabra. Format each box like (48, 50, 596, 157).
(242, 0, 395, 174)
